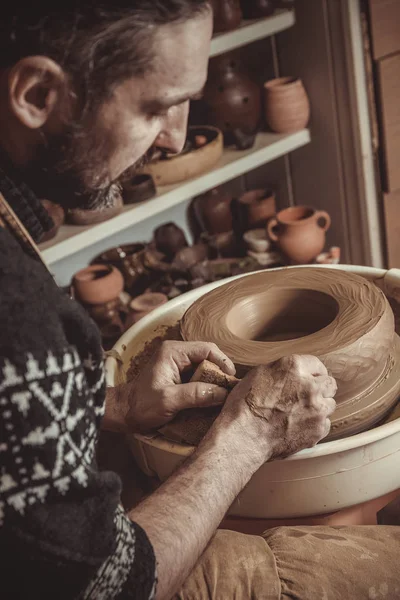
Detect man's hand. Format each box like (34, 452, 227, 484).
(110, 340, 235, 433)
(218, 354, 337, 462)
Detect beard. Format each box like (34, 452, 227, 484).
(22, 121, 154, 212)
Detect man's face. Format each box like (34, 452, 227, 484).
(25, 11, 212, 209)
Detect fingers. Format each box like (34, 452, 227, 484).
(169, 382, 229, 410)
(166, 341, 236, 375)
(314, 374, 337, 398)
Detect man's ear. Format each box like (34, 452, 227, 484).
(8, 56, 67, 130)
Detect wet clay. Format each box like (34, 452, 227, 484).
(181, 267, 400, 440)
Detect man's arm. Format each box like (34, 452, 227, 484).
(120, 348, 336, 600)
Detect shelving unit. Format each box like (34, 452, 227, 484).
(42, 129, 310, 264)
(210, 9, 295, 57)
(42, 7, 304, 278)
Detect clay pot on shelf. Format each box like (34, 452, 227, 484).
(233, 188, 276, 233)
(203, 53, 262, 149)
(172, 244, 209, 271)
(154, 222, 188, 261)
(267, 205, 331, 264)
(72, 264, 125, 305)
(126, 293, 168, 328)
(142, 126, 223, 186)
(91, 243, 148, 293)
(122, 174, 156, 204)
(264, 77, 310, 133)
(193, 188, 233, 235)
(240, 0, 276, 18)
(40, 200, 65, 242)
(68, 193, 124, 226)
(212, 0, 242, 32)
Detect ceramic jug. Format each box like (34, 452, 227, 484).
(267, 206, 331, 264)
(241, 0, 276, 18)
(264, 77, 310, 133)
(203, 53, 262, 149)
(212, 0, 242, 32)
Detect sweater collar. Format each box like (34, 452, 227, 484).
(0, 152, 54, 243)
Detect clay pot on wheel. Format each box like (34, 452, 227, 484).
(203, 53, 262, 149)
(264, 77, 310, 133)
(40, 200, 65, 242)
(241, 0, 276, 18)
(267, 206, 331, 264)
(154, 223, 188, 261)
(73, 264, 124, 305)
(212, 0, 242, 32)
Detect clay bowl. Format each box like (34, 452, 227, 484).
(68, 194, 124, 226)
(73, 264, 124, 306)
(122, 174, 156, 204)
(181, 267, 400, 440)
(141, 126, 223, 186)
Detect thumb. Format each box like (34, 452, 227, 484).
(169, 382, 228, 411)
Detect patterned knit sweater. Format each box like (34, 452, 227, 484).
(0, 166, 157, 599)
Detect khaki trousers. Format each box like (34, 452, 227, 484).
(175, 526, 400, 599)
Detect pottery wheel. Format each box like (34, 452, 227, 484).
(181, 267, 400, 440)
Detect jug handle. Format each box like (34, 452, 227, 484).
(316, 211, 331, 232)
(267, 217, 279, 242)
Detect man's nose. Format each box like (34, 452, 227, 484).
(154, 101, 190, 155)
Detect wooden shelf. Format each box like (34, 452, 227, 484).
(41, 129, 310, 265)
(210, 9, 295, 57)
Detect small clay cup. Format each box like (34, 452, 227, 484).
(236, 188, 276, 230)
(154, 222, 188, 261)
(243, 228, 271, 253)
(122, 174, 156, 204)
(40, 199, 65, 242)
(73, 264, 124, 305)
(264, 77, 310, 134)
(68, 194, 124, 226)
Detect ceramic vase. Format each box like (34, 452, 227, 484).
(194, 188, 233, 235)
(241, 0, 276, 18)
(203, 53, 262, 149)
(154, 222, 188, 261)
(264, 77, 310, 133)
(212, 0, 242, 32)
(267, 205, 331, 264)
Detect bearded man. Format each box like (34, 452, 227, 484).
(0, 2, 399, 600)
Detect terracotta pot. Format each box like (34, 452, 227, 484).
(203, 53, 262, 149)
(91, 243, 149, 292)
(68, 193, 124, 226)
(122, 174, 156, 204)
(212, 0, 242, 32)
(235, 188, 276, 231)
(142, 126, 223, 186)
(194, 188, 233, 234)
(126, 293, 168, 328)
(73, 265, 124, 305)
(241, 0, 276, 18)
(264, 77, 310, 133)
(154, 222, 188, 260)
(40, 199, 65, 242)
(267, 205, 331, 264)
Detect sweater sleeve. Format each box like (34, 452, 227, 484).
(0, 230, 157, 600)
